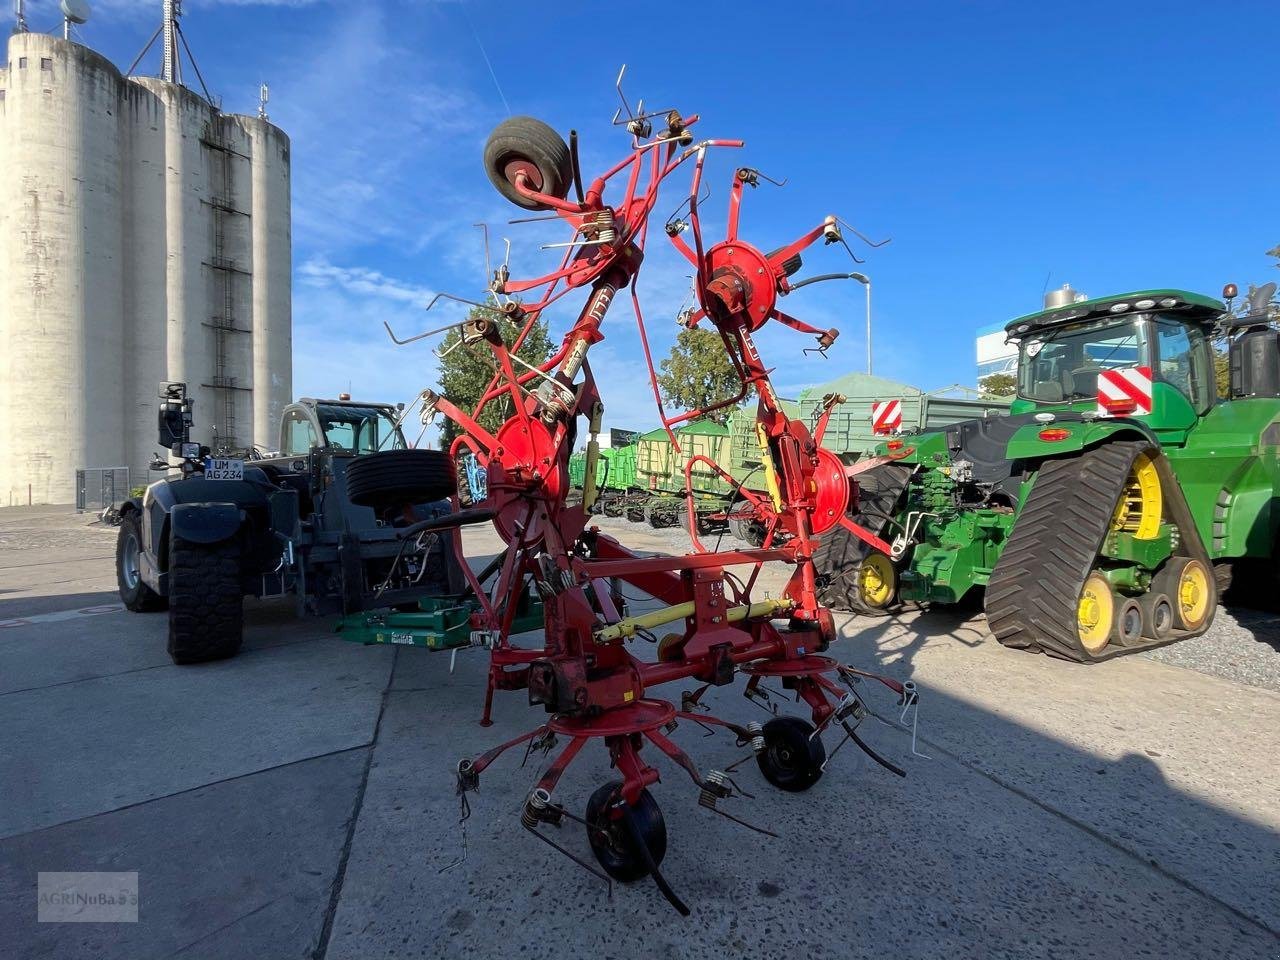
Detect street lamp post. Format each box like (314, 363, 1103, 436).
(849, 272, 872, 374)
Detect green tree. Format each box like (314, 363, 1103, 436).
(978, 371, 1017, 399)
(436, 306, 554, 448)
(656, 327, 741, 424)
(1213, 347, 1230, 398)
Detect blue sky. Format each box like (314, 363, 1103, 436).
(21, 0, 1280, 432)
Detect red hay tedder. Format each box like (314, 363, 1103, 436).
(392, 71, 921, 913)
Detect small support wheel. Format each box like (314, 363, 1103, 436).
(483, 116, 573, 211)
(584, 782, 668, 883)
(757, 716, 826, 792)
(1140, 592, 1175, 641)
(1113, 597, 1145, 646)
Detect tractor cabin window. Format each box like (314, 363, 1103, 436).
(1017, 316, 1147, 404)
(1154, 319, 1213, 414)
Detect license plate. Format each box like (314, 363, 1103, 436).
(206, 458, 244, 480)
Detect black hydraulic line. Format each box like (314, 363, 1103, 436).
(396, 507, 497, 540)
(622, 806, 690, 916)
(788, 272, 863, 292)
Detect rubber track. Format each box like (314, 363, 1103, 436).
(985, 440, 1213, 662)
(813, 462, 914, 614)
(168, 537, 244, 664)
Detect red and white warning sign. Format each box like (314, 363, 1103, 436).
(871, 399, 903, 434)
(1097, 365, 1153, 417)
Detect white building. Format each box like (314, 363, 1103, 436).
(0, 29, 291, 505)
(976, 322, 1017, 383)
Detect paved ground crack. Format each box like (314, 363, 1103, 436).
(313, 645, 398, 960)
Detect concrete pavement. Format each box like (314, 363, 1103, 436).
(1, 508, 1276, 959)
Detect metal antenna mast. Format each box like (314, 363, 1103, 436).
(13, 0, 27, 33)
(161, 0, 181, 84)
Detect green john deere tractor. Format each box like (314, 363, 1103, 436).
(815, 282, 1280, 661)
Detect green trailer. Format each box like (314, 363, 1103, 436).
(795, 373, 1009, 458)
(816, 284, 1280, 662)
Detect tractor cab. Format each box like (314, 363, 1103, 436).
(1006, 289, 1223, 438)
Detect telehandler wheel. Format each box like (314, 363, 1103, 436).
(757, 716, 826, 792)
(346, 449, 457, 513)
(585, 782, 667, 882)
(1153, 557, 1212, 632)
(167, 536, 243, 664)
(116, 512, 166, 612)
(483, 116, 573, 211)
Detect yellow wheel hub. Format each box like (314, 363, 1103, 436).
(1176, 560, 1211, 629)
(1111, 451, 1163, 540)
(858, 553, 896, 608)
(1077, 571, 1115, 654)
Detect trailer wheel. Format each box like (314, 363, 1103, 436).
(168, 536, 243, 664)
(484, 116, 573, 211)
(346, 449, 457, 513)
(585, 782, 667, 882)
(116, 512, 166, 612)
(756, 716, 826, 792)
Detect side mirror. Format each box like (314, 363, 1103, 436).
(158, 402, 187, 448)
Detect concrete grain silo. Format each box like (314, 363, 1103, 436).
(0, 19, 291, 506)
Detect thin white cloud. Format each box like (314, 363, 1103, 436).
(299, 257, 435, 307)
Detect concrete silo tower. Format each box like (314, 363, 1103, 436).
(0, 2, 292, 505)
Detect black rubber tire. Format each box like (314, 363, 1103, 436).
(1139, 592, 1175, 641)
(346, 449, 457, 513)
(727, 498, 765, 546)
(1114, 597, 1145, 646)
(167, 536, 243, 664)
(585, 782, 667, 883)
(756, 716, 826, 792)
(117, 512, 166, 612)
(814, 462, 914, 615)
(484, 116, 573, 211)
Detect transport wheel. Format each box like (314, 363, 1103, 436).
(1075, 571, 1115, 655)
(483, 116, 573, 211)
(346, 449, 457, 513)
(756, 716, 826, 792)
(116, 512, 166, 612)
(167, 536, 243, 664)
(1154, 557, 1212, 631)
(1139, 592, 1174, 642)
(1113, 596, 1145, 647)
(585, 782, 667, 882)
